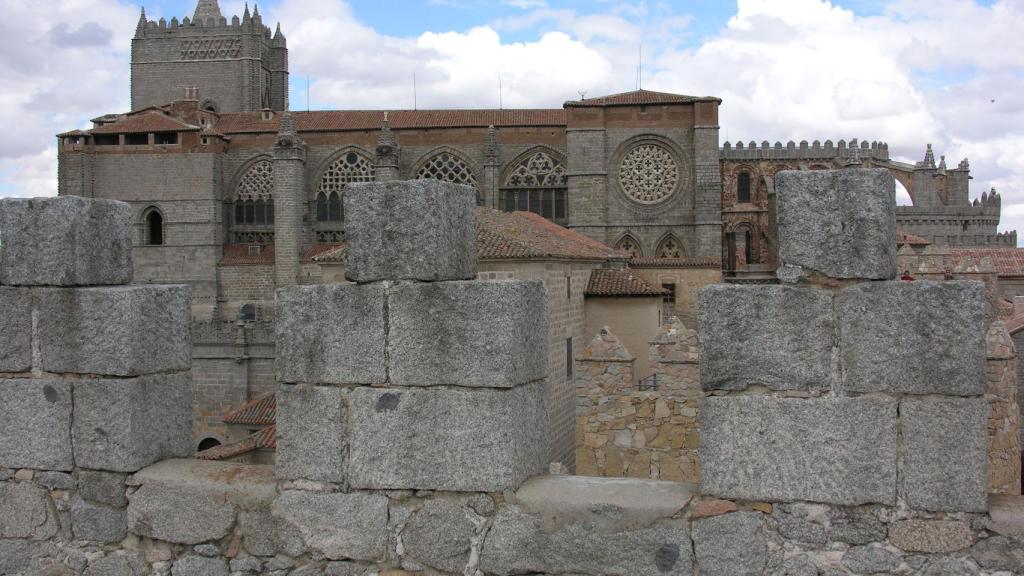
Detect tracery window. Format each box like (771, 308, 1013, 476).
(416, 152, 480, 203)
(315, 151, 374, 242)
(656, 236, 683, 258)
(737, 171, 752, 203)
(619, 144, 679, 205)
(500, 151, 568, 223)
(615, 236, 642, 258)
(230, 160, 275, 244)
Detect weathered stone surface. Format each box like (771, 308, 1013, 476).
(0, 288, 31, 372)
(772, 503, 885, 546)
(690, 499, 738, 519)
(698, 284, 833, 391)
(229, 556, 263, 573)
(78, 470, 128, 507)
(73, 373, 193, 472)
(515, 475, 694, 532)
(699, 396, 897, 505)
(325, 562, 366, 576)
(481, 505, 694, 576)
(901, 397, 988, 513)
(0, 379, 73, 471)
(988, 494, 1024, 540)
(275, 284, 385, 385)
(388, 280, 548, 387)
(402, 499, 479, 573)
(841, 545, 903, 574)
(240, 509, 282, 557)
(83, 552, 147, 576)
(273, 491, 388, 561)
(347, 383, 548, 492)
(36, 285, 190, 376)
(918, 556, 981, 576)
(128, 482, 236, 544)
(71, 497, 127, 542)
(172, 555, 230, 576)
(837, 281, 985, 395)
(0, 196, 133, 286)
(0, 481, 59, 539)
(969, 535, 1024, 572)
(888, 520, 973, 553)
(343, 180, 478, 282)
(692, 512, 766, 576)
(276, 384, 346, 482)
(0, 538, 33, 574)
(775, 168, 897, 280)
(34, 471, 75, 490)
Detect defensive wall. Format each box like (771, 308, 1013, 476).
(1, 177, 1023, 575)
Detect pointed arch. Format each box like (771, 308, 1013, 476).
(614, 234, 644, 259)
(228, 156, 275, 244)
(499, 146, 568, 223)
(413, 147, 479, 190)
(314, 146, 376, 202)
(655, 234, 686, 258)
(141, 205, 165, 246)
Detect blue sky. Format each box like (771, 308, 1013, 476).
(1, 0, 1022, 242)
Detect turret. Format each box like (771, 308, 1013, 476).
(135, 7, 147, 38)
(273, 113, 307, 288)
(273, 23, 286, 48)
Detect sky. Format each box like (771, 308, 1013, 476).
(0, 0, 1021, 239)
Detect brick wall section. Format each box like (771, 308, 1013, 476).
(987, 321, 1022, 495)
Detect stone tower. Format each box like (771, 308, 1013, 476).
(130, 0, 288, 113)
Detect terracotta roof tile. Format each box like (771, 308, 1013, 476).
(89, 110, 200, 134)
(215, 109, 566, 134)
(897, 230, 931, 246)
(195, 425, 276, 461)
(630, 256, 721, 268)
(564, 89, 720, 108)
(223, 393, 275, 426)
(309, 243, 347, 263)
(219, 243, 345, 266)
(585, 268, 666, 297)
(476, 208, 625, 261)
(951, 248, 1024, 276)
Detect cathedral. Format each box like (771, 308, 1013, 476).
(53, 0, 1019, 464)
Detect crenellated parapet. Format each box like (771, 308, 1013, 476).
(720, 138, 890, 162)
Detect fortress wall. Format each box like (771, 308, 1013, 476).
(1, 186, 1022, 575)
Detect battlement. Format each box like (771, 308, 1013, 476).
(720, 138, 890, 161)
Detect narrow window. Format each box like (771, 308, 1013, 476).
(154, 132, 178, 145)
(517, 191, 528, 212)
(146, 210, 164, 245)
(266, 198, 274, 224)
(566, 337, 574, 378)
(745, 231, 753, 264)
(529, 189, 541, 214)
(662, 283, 676, 305)
(240, 303, 256, 322)
(254, 199, 266, 225)
(235, 201, 244, 225)
(542, 190, 554, 219)
(555, 190, 567, 221)
(328, 192, 342, 222)
(566, 275, 571, 299)
(244, 199, 255, 224)
(317, 193, 329, 222)
(737, 172, 752, 203)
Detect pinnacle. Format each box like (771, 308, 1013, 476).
(193, 0, 222, 22)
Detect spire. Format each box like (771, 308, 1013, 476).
(377, 112, 396, 150)
(921, 143, 936, 169)
(484, 125, 499, 165)
(936, 155, 947, 176)
(273, 22, 286, 47)
(252, 3, 260, 17)
(375, 112, 400, 181)
(136, 7, 147, 37)
(242, 3, 251, 25)
(193, 0, 222, 22)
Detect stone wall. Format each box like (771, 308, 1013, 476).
(986, 321, 1022, 495)
(575, 321, 701, 482)
(3, 188, 1024, 576)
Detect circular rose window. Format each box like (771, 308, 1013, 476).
(618, 144, 679, 205)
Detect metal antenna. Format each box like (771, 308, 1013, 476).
(413, 72, 418, 110)
(498, 73, 503, 110)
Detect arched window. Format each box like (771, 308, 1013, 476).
(316, 151, 374, 242)
(417, 151, 478, 190)
(615, 236, 642, 258)
(656, 236, 684, 258)
(197, 437, 221, 452)
(144, 208, 164, 245)
(500, 150, 568, 223)
(230, 160, 275, 244)
(239, 304, 256, 323)
(737, 171, 752, 203)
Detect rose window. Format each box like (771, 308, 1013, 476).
(619, 144, 679, 205)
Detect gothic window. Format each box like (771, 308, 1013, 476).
(316, 151, 374, 242)
(737, 171, 752, 203)
(417, 152, 478, 189)
(619, 144, 679, 204)
(230, 160, 275, 244)
(144, 208, 164, 245)
(500, 150, 568, 223)
(656, 236, 683, 258)
(615, 236, 642, 258)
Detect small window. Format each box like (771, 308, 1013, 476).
(662, 283, 676, 305)
(197, 437, 221, 451)
(239, 304, 256, 323)
(154, 132, 178, 145)
(145, 210, 164, 245)
(566, 275, 571, 299)
(317, 193, 329, 222)
(566, 337, 573, 378)
(737, 172, 752, 203)
(328, 192, 342, 222)
(126, 133, 148, 146)
(201, 137, 209, 146)
(94, 134, 118, 146)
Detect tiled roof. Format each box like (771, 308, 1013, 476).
(630, 256, 721, 268)
(476, 209, 625, 261)
(195, 425, 276, 461)
(897, 230, 931, 246)
(89, 110, 200, 134)
(564, 89, 720, 108)
(951, 248, 1024, 276)
(215, 109, 566, 134)
(223, 393, 276, 426)
(309, 243, 347, 263)
(585, 268, 667, 297)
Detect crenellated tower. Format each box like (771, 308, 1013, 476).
(131, 0, 288, 113)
